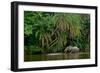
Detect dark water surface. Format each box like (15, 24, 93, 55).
(24, 52, 90, 62)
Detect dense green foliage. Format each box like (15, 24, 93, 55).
(24, 11, 90, 55)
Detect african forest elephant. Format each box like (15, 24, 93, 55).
(64, 46, 79, 54)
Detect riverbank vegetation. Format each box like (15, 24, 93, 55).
(24, 11, 90, 55)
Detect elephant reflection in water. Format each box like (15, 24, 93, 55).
(64, 46, 79, 59)
(64, 53, 79, 59)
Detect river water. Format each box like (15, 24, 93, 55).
(24, 52, 90, 62)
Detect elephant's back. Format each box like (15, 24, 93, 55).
(73, 47, 79, 51)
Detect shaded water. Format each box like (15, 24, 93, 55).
(24, 52, 90, 62)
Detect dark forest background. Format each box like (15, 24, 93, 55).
(24, 11, 90, 55)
